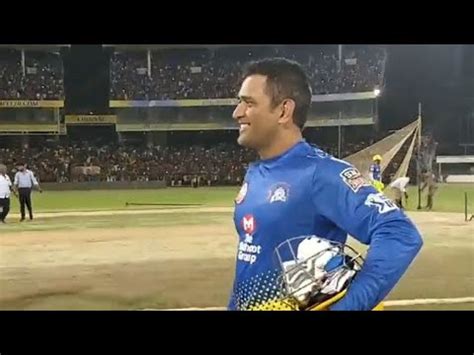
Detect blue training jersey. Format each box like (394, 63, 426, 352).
(229, 140, 422, 311)
(369, 163, 382, 181)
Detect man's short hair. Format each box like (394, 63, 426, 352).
(242, 57, 312, 130)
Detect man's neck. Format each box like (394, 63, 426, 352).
(258, 130, 303, 160)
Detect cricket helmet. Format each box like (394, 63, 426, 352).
(272, 235, 364, 311)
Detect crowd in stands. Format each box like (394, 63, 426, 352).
(0, 140, 371, 186)
(0, 46, 384, 101)
(0, 142, 254, 186)
(110, 45, 386, 100)
(0, 49, 64, 100)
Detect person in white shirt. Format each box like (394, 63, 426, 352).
(0, 164, 15, 223)
(13, 162, 42, 222)
(389, 176, 410, 209)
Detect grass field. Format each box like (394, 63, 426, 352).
(1, 183, 473, 310)
(5, 183, 474, 214)
(8, 186, 239, 212)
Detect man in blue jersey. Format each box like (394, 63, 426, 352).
(228, 58, 423, 311)
(369, 155, 384, 192)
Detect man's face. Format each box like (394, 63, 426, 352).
(233, 75, 281, 150)
(17, 165, 25, 172)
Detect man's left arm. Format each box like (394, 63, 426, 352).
(312, 160, 423, 310)
(29, 171, 42, 193)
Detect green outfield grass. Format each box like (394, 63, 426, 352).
(8, 186, 239, 212)
(7, 183, 474, 213)
(402, 184, 474, 213)
(2, 183, 471, 234)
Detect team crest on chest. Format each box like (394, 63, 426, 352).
(268, 183, 290, 203)
(235, 182, 248, 204)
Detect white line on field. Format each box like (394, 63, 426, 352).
(142, 296, 474, 310)
(384, 296, 474, 307)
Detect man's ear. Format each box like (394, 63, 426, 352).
(278, 99, 296, 125)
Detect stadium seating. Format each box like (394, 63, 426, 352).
(0, 48, 64, 100)
(110, 45, 386, 100)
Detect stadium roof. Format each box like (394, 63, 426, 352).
(103, 44, 296, 50)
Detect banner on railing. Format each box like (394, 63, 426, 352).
(65, 115, 117, 124)
(0, 100, 64, 108)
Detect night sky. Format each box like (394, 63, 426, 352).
(378, 45, 473, 153)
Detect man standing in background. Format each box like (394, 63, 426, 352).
(369, 154, 384, 192)
(421, 170, 437, 210)
(0, 164, 14, 223)
(14, 162, 43, 222)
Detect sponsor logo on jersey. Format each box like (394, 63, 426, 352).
(340, 167, 371, 193)
(268, 183, 290, 203)
(235, 182, 248, 204)
(364, 193, 399, 214)
(239, 214, 261, 264)
(242, 214, 256, 234)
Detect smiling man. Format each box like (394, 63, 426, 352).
(228, 57, 423, 311)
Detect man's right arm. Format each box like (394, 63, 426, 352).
(312, 159, 423, 310)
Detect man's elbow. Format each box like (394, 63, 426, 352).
(375, 217, 423, 263)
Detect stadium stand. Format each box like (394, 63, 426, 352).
(0, 45, 386, 186)
(110, 45, 386, 100)
(0, 139, 374, 185)
(0, 48, 64, 100)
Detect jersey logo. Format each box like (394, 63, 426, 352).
(242, 214, 256, 234)
(268, 183, 290, 203)
(365, 193, 399, 214)
(340, 167, 371, 193)
(235, 182, 248, 204)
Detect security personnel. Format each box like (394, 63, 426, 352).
(13, 162, 42, 221)
(0, 164, 14, 223)
(421, 170, 437, 210)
